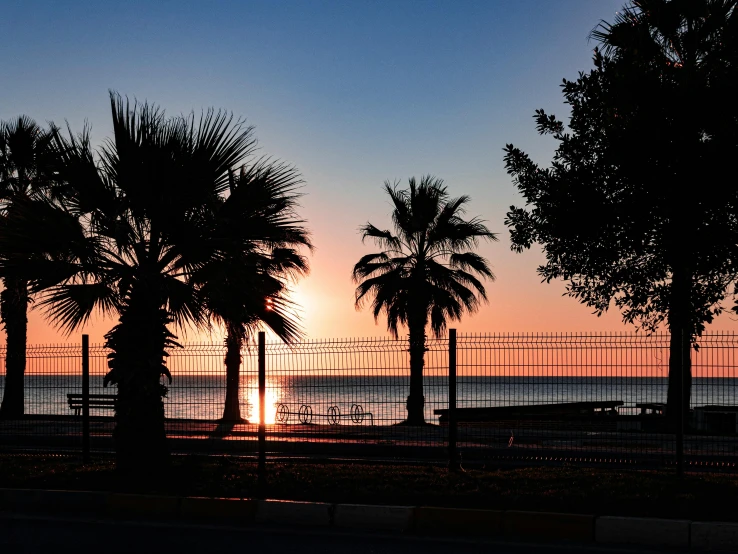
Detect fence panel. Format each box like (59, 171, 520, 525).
(0, 331, 735, 470)
(259, 337, 447, 461)
(453, 332, 738, 469)
(453, 333, 674, 466)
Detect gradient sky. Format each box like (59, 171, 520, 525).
(3, 0, 737, 344)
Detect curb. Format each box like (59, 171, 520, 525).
(503, 511, 594, 542)
(1, 487, 736, 550)
(180, 497, 258, 522)
(333, 503, 413, 531)
(256, 499, 331, 526)
(691, 522, 738, 551)
(0, 488, 108, 512)
(414, 507, 502, 536)
(596, 516, 691, 548)
(107, 493, 181, 517)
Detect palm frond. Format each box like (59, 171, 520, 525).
(251, 292, 304, 344)
(448, 252, 496, 280)
(351, 252, 397, 282)
(39, 283, 119, 335)
(360, 223, 402, 251)
(163, 275, 208, 330)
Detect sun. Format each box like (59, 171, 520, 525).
(246, 384, 279, 424)
(286, 286, 310, 315)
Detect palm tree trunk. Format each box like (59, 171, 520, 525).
(0, 276, 29, 419)
(104, 289, 171, 475)
(406, 313, 427, 425)
(222, 321, 245, 422)
(666, 263, 692, 429)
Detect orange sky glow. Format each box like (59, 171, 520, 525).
(12, 230, 738, 348)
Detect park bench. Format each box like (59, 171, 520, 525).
(694, 405, 738, 434)
(67, 393, 116, 416)
(275, 403, 374, 426)
(434, 400, 623, 424)
(636, 402, 666, 416)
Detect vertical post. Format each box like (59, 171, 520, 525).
(82, 334, 90, 463)
(448, 328, 458, 470)
(676, 327, 685, 477)
(258, 331, 266, 485)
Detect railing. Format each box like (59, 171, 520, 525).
(0, 331, 736, 470)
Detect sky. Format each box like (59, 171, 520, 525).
(2, 0, 738, 345)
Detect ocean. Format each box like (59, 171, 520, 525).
(1, 375, 736, 424)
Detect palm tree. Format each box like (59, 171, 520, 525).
(0, 116, 55, 418)
(14, 93, 259, 473)
(195, 162, 311, 422)
(206, 264, 303, 423)
(352, 176, 497, 425)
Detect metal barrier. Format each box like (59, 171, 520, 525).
(0, 331, 736, 471)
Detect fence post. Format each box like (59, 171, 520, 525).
(448, 328, 458, 470)
(82, 334, 90, 463)
(676, 327, 686, 477)
(258, 331, 266, 487)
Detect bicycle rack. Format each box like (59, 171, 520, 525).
(273, 403, 374, 426)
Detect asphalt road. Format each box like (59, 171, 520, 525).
(0, 513, 687, 554)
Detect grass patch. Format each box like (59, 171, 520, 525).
(1, 454, 738, 521)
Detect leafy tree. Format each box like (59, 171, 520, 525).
(0, 117, 56, 418)
(194, 162, 311, 422)
(353, 176, 496, 425)
(504, 0, 738, 420)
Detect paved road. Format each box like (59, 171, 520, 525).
(0, 513, 686, 554)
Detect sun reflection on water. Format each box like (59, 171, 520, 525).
(246, 383, 280, 424)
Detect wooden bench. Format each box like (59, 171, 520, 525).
(434, 401, 624, 424)
(67, 393, 116, 416)
(636, 402, 666, 416)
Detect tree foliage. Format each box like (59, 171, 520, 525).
(504, 0, 738, 336)
(354, 176, 497, 338)
(504, 0, 738, 417)
(195, 160, 312, 346)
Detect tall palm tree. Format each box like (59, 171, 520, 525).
(0, 116, 55, 418)
(352, 176, 497, 425)
(195, 162, 311, 422)
(6, 93, 260, 473)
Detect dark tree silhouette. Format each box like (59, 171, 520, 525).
(353, 177, 496, 425)
(0, 117, 56, 418)
(0, 93, 260, 473)
(194, 162, 311, 422)
(504, 0, 738, 422)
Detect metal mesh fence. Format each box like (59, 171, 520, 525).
(0, 331, 736, 470)
(449, 332, 738, 468)
(260, 336, 447, 460)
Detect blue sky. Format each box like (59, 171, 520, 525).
(6, 0, 734, 342)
